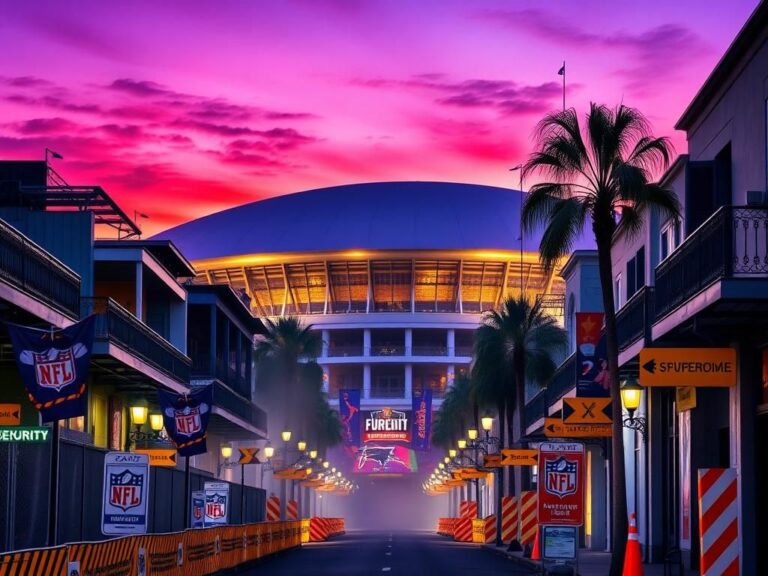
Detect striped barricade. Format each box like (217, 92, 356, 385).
(698, 468, 740, 575)
(309, 517, 328, 541)
(453, 517, 474, 542)
(501, 496, 518, 543)
(0, 544, 68, 576)
(483, 515, 497, 544)
(266, 495, 281, 521)
(67, 535, 140, 576)
(459, 500, 478, 518)
(287, 499, 299, 521)
(436, 517, 455, 536)
(519, 491, 537, 546)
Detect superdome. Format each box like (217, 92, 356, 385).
(157, 181, 543, 260)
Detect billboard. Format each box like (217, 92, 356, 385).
(101, 452, 149, 535)
(538, 442, 585, 526)
(362, 407, 411, 443)
(204, 482, 230, 526)
(353, 445, 418, 474)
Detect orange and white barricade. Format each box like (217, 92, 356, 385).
(518, 491, 537, 546)
(266, 496, 281, 521)
(501, 496, 518, 543)
(698, 468, 739, 575)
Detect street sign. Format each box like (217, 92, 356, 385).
(0, 404, 21, 426)
(500, 449, 539, 466)
(238, 447, 260, 464)
(0, 426, 50, 442)
(639, 348, 736, 387)
(133, 448, 177, 467)
(562, 397, 612, 425)
(274, 468, 311, 480)
(458, 468, 488, 480)
(191, 490, 205, 528)
(102, 452, 149, 535)
(483, 454, 502, 468)
(204, 482, 229, 526)
(676, 386, 697, 412)
(538, 443, 585, 526)
(544, 418, 611, 438)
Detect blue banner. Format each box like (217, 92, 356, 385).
(7, 316, 95, 422)
(339, 389, 361, 446)
(411, 388, 432, 451)
(159, 385, 213, 457)
(576, 333, 610, 397)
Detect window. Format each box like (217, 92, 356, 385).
(660, 220, 682, 261)
(626, 247, 645, 300)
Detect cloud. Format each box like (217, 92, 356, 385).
(0, 76, 52, 88)
(13, 117, 81, 135)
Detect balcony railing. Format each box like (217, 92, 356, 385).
(83, 297, 191, 383)
(327, 345, 364, 357)
(369, 344, 406, 357)
(616, 286, 654, 351)
(0, 218, 80, 318)
(524, 389, 547, 429)
(370, 383, 405, 398)
(655, 206, 768, 320)
(210, 381, 267, 431)
(411, 345, 448, 356)
(191, 354, 249, 396)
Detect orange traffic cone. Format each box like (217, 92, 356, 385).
(623, 513, 643, 576)
(531, 527, 541, 561)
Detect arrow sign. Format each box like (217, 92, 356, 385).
(0, 404, 21, 426)
(563, 397, 612, 424)
(133, 448, 177, 467)
(274, 468, 311, 480)
(500, 449, 539, 466)
(483, 454, 503, 468)
(639, 348, 736, 387)
(544, 418, 611, 438)
(238, 447, 260, 465)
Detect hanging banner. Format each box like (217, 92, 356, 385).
(204, 482, 230, 527)
(575, 312, 610, 397)
(191, 490, 205, 528)
(339, 389, 361, 446)
(7, 316, 95, 422)
(411, 389, 432, 451)
(159, 385, 213, 457)
(101, 452, 149, 535)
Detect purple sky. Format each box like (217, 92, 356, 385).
(0, 0, 757, 234)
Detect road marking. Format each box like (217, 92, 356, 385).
(382, 568, 391, 572)
(385, 552, 392, 556)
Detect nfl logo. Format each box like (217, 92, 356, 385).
(34, 348, 76, 391)
(174, 406, 202, 436)
(194, 505, 203, 520)
(109, 470, 144, 512)
(544, 456, 578, 498)
(206, 493, 226, 519)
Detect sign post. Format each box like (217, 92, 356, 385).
(204, 481, 230, 527)
(101, 452, 149, 535)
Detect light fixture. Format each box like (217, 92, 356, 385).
(149, 413, 164, 432)
(323, 461, 330, 469)
(620, 376, 647, 441)
(130, 405, 148, 426)
(336, 471, 342, 478)
(439, 462, 445, 470)
(467, 428, 478, 441)
(332, 467, 337, 473)
(220, 445, 233, 459)
(281, 430, 292, 443)
(309, 449, 318, 459)
(449, 449, 457, 458)
(443, 456, 450, 464)
(306, 467, 313, 475)
(264, 445, 275, 459)
(458, 439, 467, 450)
(297, 440, 307, 452)
(481, 416, 494, 432)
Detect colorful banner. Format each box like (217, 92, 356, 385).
(101, 452, 150, 536)
(411, 389, 432, 451)
(159, 385, 213, 457)
(575, 312, 610, 397)
(338, 389, 361, 446)
(353, 444, 417, 474)
(362, 408, 411, 442)
(204, 482, 230, 526)
(7, 316, 95, 422)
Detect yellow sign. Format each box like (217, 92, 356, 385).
(444, 479, 464, 487)
(238, 447, 260, 465)
(676, 386, 697, 412)
(273, 468, 311, 480)
(544, 418, 612, 438)
(500, 449, 539, 466)
(483, 454, 502, 468)
(301, 479, 325, 488)
(0, 404, 21, 426)
(133, 448, 177, 467)
(563, 397, 612, 424)
(458, 467, 488, 480)
(639, 348, 736, 387)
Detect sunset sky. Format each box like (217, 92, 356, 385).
(0, 0, 758, 235)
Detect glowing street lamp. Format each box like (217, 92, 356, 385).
(297, 440, 307, 452)
(467, 428, 478, 441)
(264, 445, 275, 459)
(457, 439, 467, 450)
(449, 449, 457, 458)
(481, 416, 494, 432)
(281, 430, 292, 443)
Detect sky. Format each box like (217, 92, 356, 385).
(0, 0, 759, 236)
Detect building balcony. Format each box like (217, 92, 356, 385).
(83, 297, 191, 384)
(0, 218, 80, 319)
(370, 344, 406, 357)
(411, 344, 448, 356)
(616, 286, 654, 352)
(327, 345, 364, 357)
(655, 206, 768, 322)
(191, 354, 249, 396)
(210, 381, 267, 434)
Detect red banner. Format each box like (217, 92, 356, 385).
(538, 442, 585, 526)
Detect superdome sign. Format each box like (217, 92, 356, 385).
(363, 407, 411, 442)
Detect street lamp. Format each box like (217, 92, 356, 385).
(481, 416, 494, 433)
(149, 413, 164, 432)
(449, 449, 457, 458)
(457, 439, 467, 450)
(130, 405, 148, 426)
(281, 430, 292, 443)
(467, 428, 478, 441)
(264, 445, 275, 459)
(220, 444, 233, 460)
(297, 440, 307, 452)
(620, 377, 647, 441)
(323, 461, 330, 469)
(309, 449, 318, 460)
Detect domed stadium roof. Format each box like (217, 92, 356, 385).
(156, 181, 592, 260)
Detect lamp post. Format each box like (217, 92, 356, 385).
(481, 416, 505, 547)
(280, 430, 291, 520)
(620, 377, 648, 441)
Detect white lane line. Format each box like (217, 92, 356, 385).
(385, 551, 392, 556)
(382, 568, 391, 572)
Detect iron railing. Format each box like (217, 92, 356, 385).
(191, 354, 249, 396)
(211, 382, 267, 431)
(0, 219, 80, 318)
(655, 206, 768, 319)
(327, 345, 364, 357)
(369, 345, 406, 357)
(82, 297, 191, 383)
(616, 286, 654, 351)
(411, 345, 448, 356)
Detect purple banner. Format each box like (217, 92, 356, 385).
(411, 389, 432, 451)
(339, 389, 361, 446)
(159, 385, 213, 457)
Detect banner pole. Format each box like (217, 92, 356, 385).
(184, 456, 190, 528)
(47, 422, 60, 546)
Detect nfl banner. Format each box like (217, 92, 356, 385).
(411, 389, 432, 451)
(191, 490, 205, 528)
(159, 385, 213, 457)
(102, 452, 149, 535)
(204, 481, 229, 526)
(7, 316, 95, 422)
(339, 389, 361, 446)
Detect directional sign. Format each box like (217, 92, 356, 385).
(273, 468, 311, 480)
(563, 397, 612, 425)
(483, 454, 502, 468)
(238, 447, 260, 465)
(538, 442, 585, 526)
(301, 479, 325, 488)
(458, 467, 488, 480)
(544, 418, 611, 438)
(0, 404, 21, 426)
(639, 348, 736, 387)
(500, 449, 539, 466)
(133, 448, 178, 467)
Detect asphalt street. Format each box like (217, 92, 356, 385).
(240, 530, 535, 575)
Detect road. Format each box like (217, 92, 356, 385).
(240, 530, 535, 575)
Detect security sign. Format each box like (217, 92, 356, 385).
(538, 443, 584, 526)
(102, 452, 149, 535)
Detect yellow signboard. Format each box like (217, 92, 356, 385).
(133, 448, 178, 467)
(0, 404, 21, 426)
(483, 454, 502, 468)
(563, 397, 612, 424)
(273, 468, 310, 480)
(544, 418, 612, 438)
(639, 348, 736, 387)
(500, 449, 539, 467)
(676, 386, 697, 412)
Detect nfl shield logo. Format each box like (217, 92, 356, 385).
(206, 493, 226, 519)
(174, 406, 202, 436)
(33, 348, 77, 391)
(109, 469, 144, 512)
(544, 456, 578, 498)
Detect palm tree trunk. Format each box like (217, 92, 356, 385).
(596, 233, 628, 576)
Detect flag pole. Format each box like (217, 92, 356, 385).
(562, 60, 566, 111)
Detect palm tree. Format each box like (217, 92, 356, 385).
(522, 103, 679, 575)
(431, 373, 476, 449)
(473, 296, 567, 493)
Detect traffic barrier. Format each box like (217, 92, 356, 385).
(501, 496, 518, 543)
(287, 499, 299, 521)
(266, 495, 281, 521)
(459, 500, 478, 518)
(531, 527, 541, 560)
(308, 517, 345, 542)
(471, 519, 485, 543)
(698, 468, 740, 575)
(453, 517, 473, 542)
(301, 519, 311, 543)
(436, 517, 455, 536)
(483, 515, 497, 544)
(622, 513, 643, 576)
(0, 544, 67, 576)
(519, 491, 537, 546)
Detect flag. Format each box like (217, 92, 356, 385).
(7, 316, 95, 422)
(159, 385, 213, 457)
(558, 64, 565, 75)
(339, 389, 361, 446)
(411, 388, 432, 451)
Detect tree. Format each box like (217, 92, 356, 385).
(522, 103, 679, 574)
(473, 296, 567, 493)
(431, 373, 476, 449)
